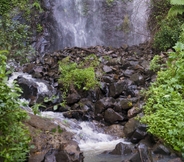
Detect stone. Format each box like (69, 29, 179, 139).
(66, 92, 81, 105)
(123, 118, 139, 138)
(130, 73, 145, 86)
(168, 158, 183, 162)
(127, 106, 142, 118)
(63, 110, 87, 120)
(105, 124, 125, 137)
(95, 97, 116, 115)
(103, 65, 113, 73)
(115, 98, 133, 112)
(152, 144, 171, 155)
(130, 128, 147, 144)
(109, 81, 127, 97)
(104, 108, 124, 124)
(109, 142, 135, 155)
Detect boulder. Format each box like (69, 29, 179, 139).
(104, 108, 124, 124)
(109, 81, 127, 97)
(109, 142, 135, 155)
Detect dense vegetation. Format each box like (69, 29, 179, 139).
(1, 0, 184, 161)
(59, 55, 100, 100)
(142, 0, 184, 156)
(0, 0, 42, 63)
(151, 0, 184, 51)
(0, 51, 30, 162)
(142, 42, 184, 154)
(0, 1, 41, 161)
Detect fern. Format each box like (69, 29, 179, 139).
(170, 0, 184, 5)
(168, 5, 184, 17)
(167, 0, 184, 18)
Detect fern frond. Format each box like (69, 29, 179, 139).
(168, 5, 184, 17)
(170, 0, 184, 5)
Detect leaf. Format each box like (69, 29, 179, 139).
(53, 105, 58, 111)
(170, 0, 184, 5)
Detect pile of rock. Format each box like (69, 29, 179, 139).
(15, 43, 182, 162)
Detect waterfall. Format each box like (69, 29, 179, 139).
(47, 0, 150, 51)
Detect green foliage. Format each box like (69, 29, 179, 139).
(59, 55, 100, 92)
(106, 0, 114, 6)
(150, 55, 164, 72)
(141, 42, 184, 154)
(168, 0, 184, 18)
(0, 51, 30, 162)
(153, 18, 182, 51)
(0, 0, 42, 63)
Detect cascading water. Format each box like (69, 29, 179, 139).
(8, 72, 131, 162)
(41, 112, 131, 162)
(46, 0, 150, 51)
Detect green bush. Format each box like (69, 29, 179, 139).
(0, 0, 42, 63)
(141, 42, 184, 154)
(0, 51, 30, 162)
(153, 18, 182, 51)
(59, 55, 100, 92)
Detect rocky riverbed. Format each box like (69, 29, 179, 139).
(11, 43, 183, 162)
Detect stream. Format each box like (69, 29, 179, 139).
(40, 111, 131, 162)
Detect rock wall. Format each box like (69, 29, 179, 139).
(39, 0, 150, 53)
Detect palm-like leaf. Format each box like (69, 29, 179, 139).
(170, 0, 184, 5)
(168, 5, 184, 17)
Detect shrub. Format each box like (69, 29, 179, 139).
(153, 18, 182, 51)
(0, 0, 42, 63)
(0, 51, 30, 162)
(141, 42, 184, 155)
(58, 55, 100, 92)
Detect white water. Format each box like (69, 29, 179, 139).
(8, 72, 131, 161)
(8, 72, 49, 94)
(49, 0, 150, 51)
(41, 111, 131, 162)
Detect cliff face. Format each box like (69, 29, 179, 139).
(38, 0, 150, 53)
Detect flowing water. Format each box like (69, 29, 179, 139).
(41, 111, 131, 162)
(8, 72, 131, 161)
(48, 0, 150, 51)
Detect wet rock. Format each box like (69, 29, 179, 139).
(130, 124, 148, 144)
(103, 65, 113, 73)
(130, 73, 145, 86)
(63, 110, 87, 120)
(152, 144, 171, 155)
(123, 69, 134, 77)
(127, 106, 142, 118)
(104, 108, 124, 124)
(17, 76, 55, 104)
(109, 81, 127, 97)
(123, 118, 139, 138)
(23, 63, 35, 73)
(102, 75, 114, 83)
(66, 92, 81, 105)
(168, 158, 183, 162)
(104, 124, 125, 137)
(56, 141, 84, 162)
(109, 142, 135, 155)
(26, 114, 83, 162)
(115, 98, 133, 112)
(95, 97, 116, 115)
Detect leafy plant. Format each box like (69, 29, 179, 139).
(0, 0, 42, 63)
(58, 55, 100, 96)
(141, 42, 184, 154)
(0, 51, 30, 162)
(149, 55, 163, 72)
(153, 18, 182, 51)
(168, 0, 184, 18)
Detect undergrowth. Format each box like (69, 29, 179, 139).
(58, 54, 100, 100)
(141, 42, 184, 155)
